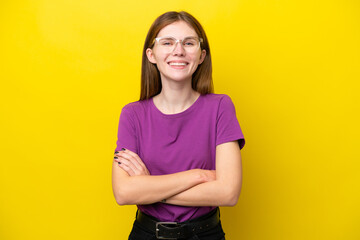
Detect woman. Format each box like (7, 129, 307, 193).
(112, 11, 245, 240)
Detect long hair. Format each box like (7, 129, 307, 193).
(140, 11, 213, 100)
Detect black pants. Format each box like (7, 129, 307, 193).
(128, 209, 226, 240)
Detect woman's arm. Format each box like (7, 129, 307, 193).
(163, 141, 242, 207)
(113, 141, 242, 207)
(112, 153, 216, 205)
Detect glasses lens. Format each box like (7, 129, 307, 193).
(158, 38, 176, 47)
(182, 38, 199, 53)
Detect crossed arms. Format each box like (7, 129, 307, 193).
(112, 141, 242, 207)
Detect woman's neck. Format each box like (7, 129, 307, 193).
(153, 80, 200, 114)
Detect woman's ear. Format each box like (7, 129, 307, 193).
(199, 49, 206, 64)
(146, 48, 157, 64)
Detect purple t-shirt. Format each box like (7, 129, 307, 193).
(115, 93, 245, 222)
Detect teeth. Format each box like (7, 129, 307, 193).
(169, 62, 187, 66)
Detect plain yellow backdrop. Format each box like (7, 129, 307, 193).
(1, 0, 359, 239)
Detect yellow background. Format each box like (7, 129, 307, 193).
(1, 0, 359, 239)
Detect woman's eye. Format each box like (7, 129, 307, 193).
(160, 40, 174, 46)
(183, 40, 196, 46)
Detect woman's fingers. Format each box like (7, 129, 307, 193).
(114, 151, 142, 172)
(117, 158, 136, 176)
(123, 149, 150, 175)
(118, 157, 140, 176)
(114, 149, 150, 176)
(114, 155, 141, 176)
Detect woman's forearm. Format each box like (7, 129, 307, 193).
(112, 142, 241, 207)
(164, 177, 242, 207)
(112, 162, 215, 205)
(164, 141, 243, 207)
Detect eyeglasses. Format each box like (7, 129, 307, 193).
(153, 36, 203, 53)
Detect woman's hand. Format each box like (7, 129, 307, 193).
(199, 170, 216, 183)
(114, 149, 150, 176)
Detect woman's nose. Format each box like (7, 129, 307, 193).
(172, 41, 186, 55)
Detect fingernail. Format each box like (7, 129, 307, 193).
(114, 157, 118, 159)
(115, 151, 119, 154)
(118, 162, 121, 165)
(121, 148, 126, 151)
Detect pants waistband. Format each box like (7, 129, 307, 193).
(136, 208, 220, 239)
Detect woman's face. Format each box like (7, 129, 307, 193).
(146, 21, 206, 84)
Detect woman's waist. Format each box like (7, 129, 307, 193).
(137, 204, 216, 222)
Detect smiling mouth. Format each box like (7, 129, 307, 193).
(168, 62, 188, 66)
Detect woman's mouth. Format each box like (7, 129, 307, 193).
(168, 61, 188, 69)
(168, 62, 188, 66)
(169, 62, 187, 66)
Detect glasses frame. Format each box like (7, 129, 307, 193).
(152, 36, 203, 53)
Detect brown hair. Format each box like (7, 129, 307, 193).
(140, 11, 213, 100)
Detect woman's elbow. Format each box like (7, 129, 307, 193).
(114, 194, 128, 206)
(225, 194, 239, 207)
(113, 185, 132, 206)
(113, 192, 126, 206)
(221, 186, 241, 206)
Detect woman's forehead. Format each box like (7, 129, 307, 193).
(157, 21, 198, 38)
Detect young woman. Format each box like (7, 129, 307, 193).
(112, 11, 245, 240)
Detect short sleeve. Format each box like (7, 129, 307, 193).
(115, 105, 138, 153)
(216, 95, 245, 149)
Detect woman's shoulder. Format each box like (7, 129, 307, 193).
(122, 99, 151, 111)
(202, 93, 234, 105)
(120, 99, 153, 119)
(201, 94, 238, 115)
